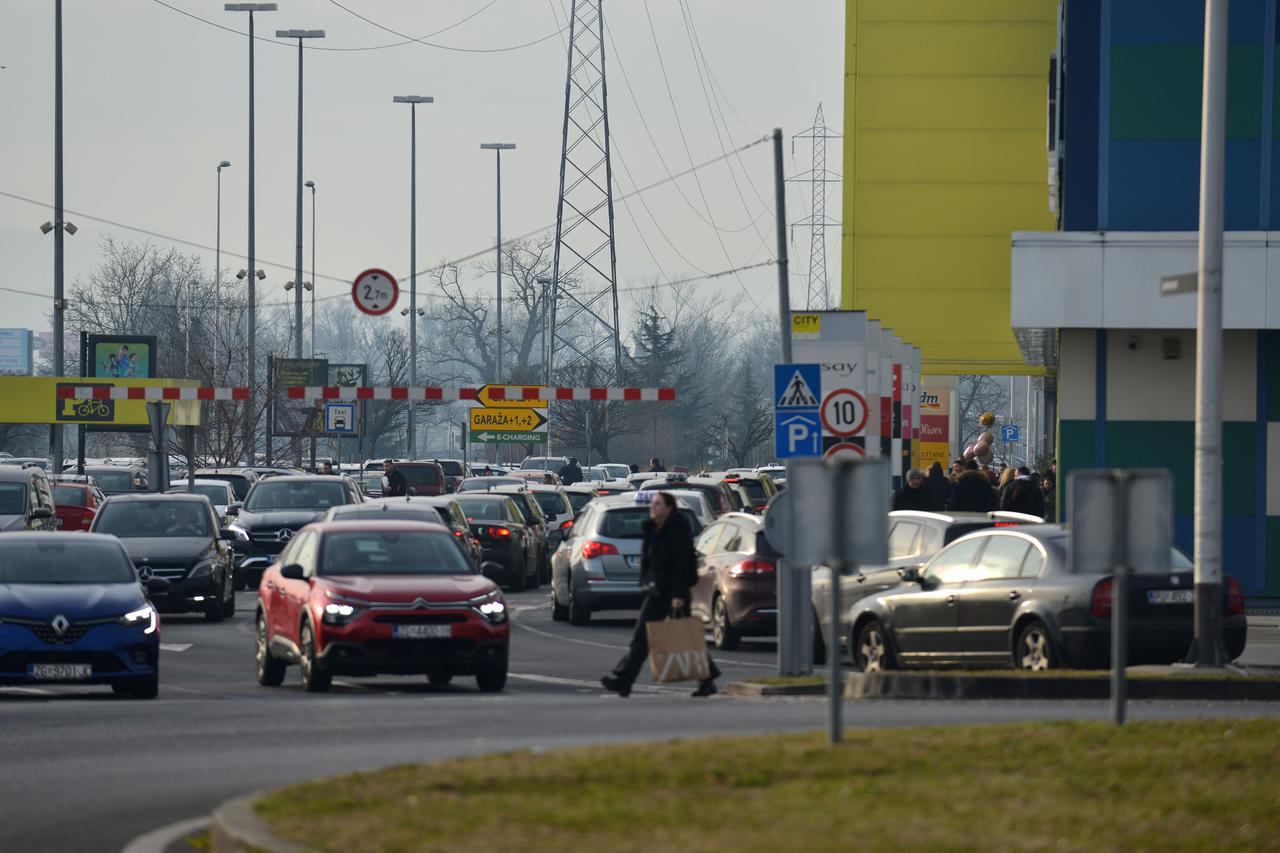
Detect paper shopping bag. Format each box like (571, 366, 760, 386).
(646, 617, 711, 683)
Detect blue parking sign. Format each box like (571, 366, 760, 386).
(775, 410, 821, 459)
(1001, 424, 1021, 443)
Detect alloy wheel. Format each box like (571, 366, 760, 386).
(1019, 625, 1051, 671)
(859, 624, 887, 673)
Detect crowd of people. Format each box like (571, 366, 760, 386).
(892, 458, 1056, 520)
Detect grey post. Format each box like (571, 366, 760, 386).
(147, 402, 172, 494)
(1111, 472, 1130, 725)
(773, 128, 792, 363)
(1190, 0, 1229, 666)
(828, 464, 848, 744)
(306, 180, 315, 357)
(225, 3, 277, 465)
(216, 160, 230, 377)
(394, 96, 433, 457)
(51, 0, 65, 474)
(481, 144, 517, 382)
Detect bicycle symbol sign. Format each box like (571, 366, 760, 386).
(55, 383, 115, 423)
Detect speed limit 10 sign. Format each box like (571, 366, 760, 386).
(352, 268, 399, 316)
(820, 388, 868, 437)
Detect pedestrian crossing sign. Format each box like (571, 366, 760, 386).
(775, 364, 821, 409)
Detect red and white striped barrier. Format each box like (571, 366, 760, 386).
(285, 386, 676, 402)
(56, 386, 249, 401)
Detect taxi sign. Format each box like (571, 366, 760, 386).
(634, 490, 656, 504)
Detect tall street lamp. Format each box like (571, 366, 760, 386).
(278, 28, 325, 360)
(51, 0, 67, 473)
(481, 143, 516, 382)
(225, 2, 276, 464)
(394, 95, 433, 458)
(305, 179, 316, 357)
(536, 274, 552, 382)
(216, 160, 231, 379)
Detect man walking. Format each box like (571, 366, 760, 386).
(602, 492, 719, 698)
(558, 456, 584, 486)
(382, 459, 407, 498)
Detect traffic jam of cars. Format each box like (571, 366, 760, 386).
(0, 454, 1250, 699)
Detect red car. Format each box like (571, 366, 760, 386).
(391, 462, 448, 497)
(51, 480, 106, 531)
(255, 520, 509, 692)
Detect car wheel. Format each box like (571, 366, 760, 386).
(854, 619, 895, 673)
(204, 580, 226, 623)
(255, 613, 286, 687)
(711, 595, 740, 651)
(811, 607, 827, 665)
(222, 575, 237, 618)
(551, 589, 569, 622)
(112, 672, 158, 699)
(1015, 619, 1055, 671)
(475, 662, 507, 692)
(568, 586, 591, 626)
(299, 621, 332, 692)
(427, 672, 453, 686)
(510, 557, 529, 593)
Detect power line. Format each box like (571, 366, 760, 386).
(150, 0, 564, 53)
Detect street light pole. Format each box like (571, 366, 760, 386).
(481, 144, 516, 383)
(216, 160, 230, 380)
(278, 28, 325, 361)
(51, 0, 65, 473)
(305, 180, 315, 357)
(394, 95, 433, 458)
(1190, 0, 1230, 666)
(225, 3, 276, 464)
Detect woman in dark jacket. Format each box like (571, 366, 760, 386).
(946, 465, 997, 512)
(892, 469, 931, 511)
(602, 492, 719, 697)
(922, 462, 951, 511)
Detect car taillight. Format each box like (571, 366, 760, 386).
(1091, 577, 1114, 618)
(489, 527, 512, 539)
(581, 540, 619, 560)
(453, 529, 465, 538)
(560, 519, 573, 530)
(1225, 576, 1244, 617)
(729, 559, 775, 576)
(994, 521, 1020, 528)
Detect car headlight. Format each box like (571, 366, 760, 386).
(470, 591, 507, 624)
(226, 524, 250, 542)
(120, 605, 158, 634)
(322, 592, 367, 625)
(189, 560, 214, 578)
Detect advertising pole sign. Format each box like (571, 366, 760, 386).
(863, 319, 881, 457)
(790, 311, 868, 459)
(272, 358, 328, 437)
(0, 329, 33, 375)
(918, 385, 953, 471)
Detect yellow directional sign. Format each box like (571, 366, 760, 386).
(476, 384, 548, 409)
(469, 407, 548, 432)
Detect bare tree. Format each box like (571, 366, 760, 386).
(956, 375, 1009, 451)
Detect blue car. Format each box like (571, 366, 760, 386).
(0, 533, 161, 698)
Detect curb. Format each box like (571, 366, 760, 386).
(211, 791, 310, 853)
(120, 816, 210, 853)
(844, 671, 1280, 702)
(725, 680, 826, 697)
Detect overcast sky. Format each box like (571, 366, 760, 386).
(1, 0, 843, 338)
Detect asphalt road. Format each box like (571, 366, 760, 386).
(2, 590, 1279, 853)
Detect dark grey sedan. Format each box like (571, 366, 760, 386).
(843, 524, 1248, 672)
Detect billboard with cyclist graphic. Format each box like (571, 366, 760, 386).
(88, 335, 155, 379)
(0, 377, 201, 426)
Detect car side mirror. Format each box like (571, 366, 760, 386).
(31, 506, 54, 520)
(280, 563, 306, 581)
(898, 566, 924, 584)
(225, 503, 242, 517)
(219, 529, 238, 541)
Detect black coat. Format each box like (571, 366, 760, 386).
(558, 463, 584, 485)
(892, 484, 931, 511)
(1000, 477, 1046, 517)
(946, 470, 997, 513)
(922, 469, 951, 511)
(384, 468, 407, 498)
(639, 511, 697, 602)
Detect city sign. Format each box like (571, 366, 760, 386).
(351, 268, 399, 316)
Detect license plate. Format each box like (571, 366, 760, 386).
(625, 555, 642, 569)
(29, 663, 91, 680)
(1148, 589, 1194, 605)
(393, 624, 451, 639)
(55, 518, 64, 528)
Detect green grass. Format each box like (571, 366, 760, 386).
(256, 720, 1280, 852)
(745, 675, 826, 687)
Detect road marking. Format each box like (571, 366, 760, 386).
(509, 672, 685, 694)
(511, 617, 776, 669)
(120, 815, 210, 853)
(160, 643, 192, 652)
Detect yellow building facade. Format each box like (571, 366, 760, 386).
(842, 0, 1060, 374)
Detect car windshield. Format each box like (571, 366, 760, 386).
(198, 474, 251, 500)
(457, 478, 521, 492)
(0, 483, 27, 515)
(319, 531, 472, 576)
(246, 480, 347, 511)
(332, 508, 437, 523)
(566, 492, 594, 513)
(94, 500, 212, 538)
(0, 540, 135, 584)
(437, 461, 466, 476)
(507, 495, 542, 524)
(89, 469, 136, 492)
(52, 485, 86, 507)
(455, 498, 508, 521)
(169, 485, 230, 505)
(532, 492, 566, 517)
(732, 480, 769, 504)
(399, 466, 440, 486)
(519, 458, 561, 471)
(599, 508, 701, 538)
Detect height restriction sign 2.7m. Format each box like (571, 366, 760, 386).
(821, 388, 867, 438)
(352, 269, 399, 316)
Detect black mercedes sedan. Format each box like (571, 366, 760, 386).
(843, 524, 1247, 672)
